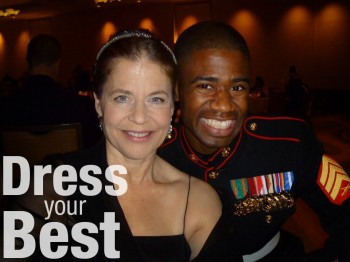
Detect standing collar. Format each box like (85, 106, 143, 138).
(179, 124, 242, 180)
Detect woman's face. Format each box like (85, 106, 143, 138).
(95, 57, 174, 160)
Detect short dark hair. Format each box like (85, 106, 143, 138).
(174, 21, 250, 66)
(93, 29, 176, 99)
(26, 34, 61, 68)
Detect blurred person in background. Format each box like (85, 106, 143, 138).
(0, 34, 101, 148)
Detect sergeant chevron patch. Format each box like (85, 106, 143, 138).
(317, 155, 350, 205)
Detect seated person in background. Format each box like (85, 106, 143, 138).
(157, 21, 350, 261)
(4, 29, 234, 261)
(0, 34, 101, 148)
(284, 65, 311, 121)
(250, 75, 265, 97)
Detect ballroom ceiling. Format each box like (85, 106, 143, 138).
(0, 0, 198, 20)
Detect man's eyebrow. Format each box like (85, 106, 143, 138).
(190, 76, 251, 85)
(190, 76, 218, 84)
(233, 76, 251, 84)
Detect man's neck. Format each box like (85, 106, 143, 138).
(29, 64, 58, 81)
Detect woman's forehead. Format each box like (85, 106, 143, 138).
(103, 58, 172, 93)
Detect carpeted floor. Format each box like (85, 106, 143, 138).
(283, 113, 350, 253)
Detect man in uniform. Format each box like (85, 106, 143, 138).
(157, 21, 350, 261)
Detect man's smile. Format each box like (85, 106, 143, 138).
(201, 118, 233, 129)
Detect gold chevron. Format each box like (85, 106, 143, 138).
(319, 155, 350, 201)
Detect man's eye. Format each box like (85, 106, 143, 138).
(114, 95, 129, 103)
(197, 84, 213, 90)
(231, 85, 247, 91)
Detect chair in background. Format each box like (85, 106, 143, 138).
(0, 123, 83, 166)
(0, 123, 83, 216)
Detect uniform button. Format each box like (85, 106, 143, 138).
(249, 122, 257, 131)
(189, 154, 197, 162)
(209, 171, 219, 179)
(221, 147, 231, 157)
(266, 215, 272, 223)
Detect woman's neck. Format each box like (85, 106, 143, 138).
(106, 147, 158, 185)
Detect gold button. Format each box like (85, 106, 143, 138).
(189, 154, 197, 162)
(221, 147, 231, 157)
(209, 171, 219, 179)
(249, 122, 257, 131)
(266, 215, 272, 223)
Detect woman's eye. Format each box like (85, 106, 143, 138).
(114, 95, 129, 103)
(149, 97, 165, 104)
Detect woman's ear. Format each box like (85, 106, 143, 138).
(93, 92, 102, 117)
(175, 83, 179, 102)
(171, 104, 174, 118)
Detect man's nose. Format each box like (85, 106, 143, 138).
(210, 89, 235, 113)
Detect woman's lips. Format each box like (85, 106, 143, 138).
(125, 131, 151, 138)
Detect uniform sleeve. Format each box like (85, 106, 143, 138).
(296, 124, 350, 261)
(193, 202, 243, 262)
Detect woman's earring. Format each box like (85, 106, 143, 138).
(166, 124, 173, 139)
(98, 115, 103, 131)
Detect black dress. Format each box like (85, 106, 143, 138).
(6, 140, 232, 261)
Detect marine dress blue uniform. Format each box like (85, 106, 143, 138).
(157, 115, 350, 261)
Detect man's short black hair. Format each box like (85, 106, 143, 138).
(174, 21, 250, 66)
(26, 34, 61, 68)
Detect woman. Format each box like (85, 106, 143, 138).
(6, 29, 224, 261)
(90, 29, 222, 260)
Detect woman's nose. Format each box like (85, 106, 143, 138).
(128, 102, 149, 124)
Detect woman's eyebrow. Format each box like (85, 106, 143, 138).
(109, 88, 132, 95)
(148, 90, 170, 96)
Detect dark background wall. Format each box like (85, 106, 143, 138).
(0, 0, 349, 102)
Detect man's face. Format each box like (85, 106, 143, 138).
(178, 48, 250, 155)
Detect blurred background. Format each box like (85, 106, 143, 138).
(0, 0, 349, 116)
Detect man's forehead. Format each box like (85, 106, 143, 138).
(178, 49, 251, 84)
(188, 48, 239, 57)
(181, 49, 249, 69)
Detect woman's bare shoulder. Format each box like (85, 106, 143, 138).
(155, 156, 221, 206)
(190, 176, 222, 211)
(154, 155, 190, 182)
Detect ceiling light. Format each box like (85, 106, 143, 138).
(95, 0, 113, 4)
(0, 8, 20, 17)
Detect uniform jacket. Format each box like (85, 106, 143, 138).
(157, 115, 350, 261)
